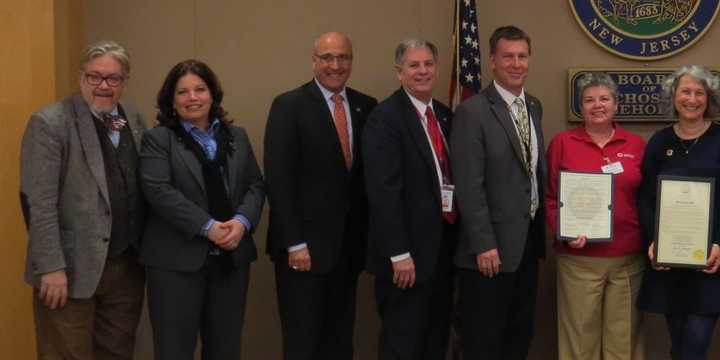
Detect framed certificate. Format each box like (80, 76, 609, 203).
(558, 171, 614, 242)
(654, 176, 715, 269)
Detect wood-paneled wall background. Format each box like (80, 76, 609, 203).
(0, 0, 79, 358)
(3, 1, 719, 359)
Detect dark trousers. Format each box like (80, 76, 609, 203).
(33, 252, 145, 360)
(666, 312, 719, 360)
(459, 237, 539, 360)
(274, 253, 360, 360)
(375, 224, 456, 360)
(375, 268, 454, 360)
(146, 256, 250, 360)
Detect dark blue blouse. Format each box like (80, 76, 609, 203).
(637, 123, 720, 314)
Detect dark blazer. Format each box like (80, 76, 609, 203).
(138, 124, 264, 272)
(20, 93, 147, 298)
(264, 80, 377, 274)
(450, 84, 546, 273)
(363, 88, 454, 283)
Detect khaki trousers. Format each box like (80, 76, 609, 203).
(33, 252, 145, 360)
(557, 254, 645, 360)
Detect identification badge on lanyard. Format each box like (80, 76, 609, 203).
(441, 184, 455, 212)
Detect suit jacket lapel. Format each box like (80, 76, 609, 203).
(347, 89, 366, 174)
(225, 128, 240, 199)
(432, 99, 451, 140)
(400, 90, 441, 197)
(119, 101, 144, 151)
(73, 94, 110, 206)
(174, 130, 207, 193)
(486, 87, 525, 167)
(526, 96, 546, 179)
(526, 97, 542, 145)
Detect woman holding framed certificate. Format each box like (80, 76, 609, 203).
(545, 72, 646, 360)
(637, 65, 720, 360)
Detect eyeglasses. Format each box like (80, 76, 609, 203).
(83, 72, 126, 87)
(314, 53, 352, 64)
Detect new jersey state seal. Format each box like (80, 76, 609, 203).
(570, 0, 720, 60)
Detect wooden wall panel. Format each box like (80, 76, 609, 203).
(54, 0, 84, 98)
(0, 1, 56, 358)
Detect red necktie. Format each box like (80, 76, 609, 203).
(331, 94, 352, 169)
(425, 107, 457, 224)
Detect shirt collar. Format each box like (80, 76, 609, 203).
(493, 80, 525, 107)
(569, 122, 628, 144)
(314, 78, 348, 102)
(90, 105, 119, 120)
(181, 118, 221, 134)
(403, 88, 434, 116)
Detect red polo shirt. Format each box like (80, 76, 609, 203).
(545, 124, 646, 257)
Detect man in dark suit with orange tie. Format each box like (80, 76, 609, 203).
(363, 38, 456, 360)
(264, 31, 377, 360)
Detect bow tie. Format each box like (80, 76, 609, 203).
(101, 113, 127, 131)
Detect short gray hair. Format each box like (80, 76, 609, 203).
(394, 38, 438, 65)
(662, 65, 720, 118)
(577, 72, 619, 101)
(80, 40, 130, 76)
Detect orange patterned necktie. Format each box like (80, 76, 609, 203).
(331, 93, 352, 169)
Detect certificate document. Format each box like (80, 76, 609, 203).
(655, 176, 714, 268)
(558, 171, 613, 242)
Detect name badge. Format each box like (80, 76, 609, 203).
(601, 161, 624, 174)
(441, 184, 455, 212)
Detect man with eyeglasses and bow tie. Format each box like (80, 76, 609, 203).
(20, 40, 147, 360)
(264, 31, 377, 360)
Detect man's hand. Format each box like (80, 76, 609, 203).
(648, 242, 670, 271)
(207, 222, 229, 244)
(39, 270, 68, 309)
(703, 244, 720, 274)
(568, 235, 587, 249)
(476, 248, 501, 278)
(392, 257, 416, 289)
(288, 247, 312, 272)
(214, 219, 246, 250)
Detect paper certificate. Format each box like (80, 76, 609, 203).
(654, 176, 714, 268)
(558, 171, 613, 242)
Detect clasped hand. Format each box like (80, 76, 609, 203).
(208, 219, 246, 250)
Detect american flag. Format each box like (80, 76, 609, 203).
(449, 0, 482, 110)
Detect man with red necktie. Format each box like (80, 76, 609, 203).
(363, 38, 457, 360)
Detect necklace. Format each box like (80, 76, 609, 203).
(675, 121, 710, 139)
(678, 137, 699, 154)
(674, 121, 710, 154)
(587, 128, 615, 148)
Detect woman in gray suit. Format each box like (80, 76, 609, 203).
(139, 59, 264, 360)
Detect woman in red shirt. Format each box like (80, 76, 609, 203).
(545, 72, 646, 360)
